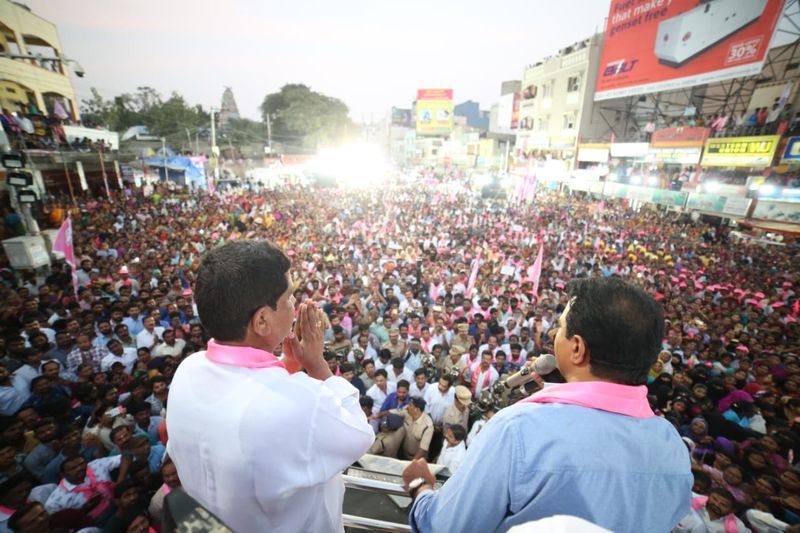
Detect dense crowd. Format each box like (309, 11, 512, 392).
(0, 173, 797, 532)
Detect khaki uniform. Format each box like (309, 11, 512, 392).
(402, 412, 434, 459)
(381, 340, 407, 360)
(442, 404, 469, 433)
(440, 356, 467, 377)
(367, 427, 405, 458)
(328, 339, 352, 358)
(451, 334, 473, 354)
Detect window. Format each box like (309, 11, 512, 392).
(563, 113, 576, 130)
(542, 82, 553, 98)
(567, 76, 581, 92)
(538, 116, 550, 132)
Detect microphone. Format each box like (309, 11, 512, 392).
(502, 354, 557, 389)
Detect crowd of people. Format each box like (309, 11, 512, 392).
(0, 170, 797, 531)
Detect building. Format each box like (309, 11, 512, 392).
(218, 87, 240, 130)
(0, 0, 79, 118)
(515, 33, 603, 168)
(454, 100, 489, 130)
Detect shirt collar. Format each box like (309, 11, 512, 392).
(522, 381, 655, 418)
(205, 339, 286, 369)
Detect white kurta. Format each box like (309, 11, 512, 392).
(166, 351, 374, 533)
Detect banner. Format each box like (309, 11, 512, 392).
(651, 189, 688, 208)
(701, 135, 780, 167)
(610, 142, 649, 158)
(577, 144, 610, 163)
(75, 161, 88, 190)
(650, 127, 710, 148)
(687, 193, 752, 216)
(752, 200, 800, 223)
(391, 107, 413, 128)
(416, 89, 454, 136)
(511, 92, 521, 129)
(647, 147, 703, 165)
(595, 0, 785, 101)
(781, 136, 800, 162)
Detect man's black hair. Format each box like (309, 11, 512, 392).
(449, 424, 466, 442)
(409, 397, 426, 411)
(391, 358, 405, 369)
(374, 369, 388, 379)
(195, 240, 291, 342)
(413, 368, 426, 377)
(339, 363, 355, 374)
(565, 277, 664, 386)
(359, 396, 374, 409)
(397, 379, 410, 390)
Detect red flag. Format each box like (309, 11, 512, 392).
(52, 217, 78, 296)
(529, 244, 544, 298)
(465, 250, 482, 299)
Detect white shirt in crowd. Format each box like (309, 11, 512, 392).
(467, 418, 488, 447)
(672, 493, 749, 533)
(471, 366, 499, 398)
(44, 455, 122, 514)
(409, 381, 428, 399)
(136, 327, 165, 349)
(167, 352, 374, 533)
(366, 381, 397, 415)
(437, 440, 466, 475)
(387, 368, 413, 384)
(423, 386, 455, 425)
(101, 347, 138, 373)
(154, 338, 187, 358)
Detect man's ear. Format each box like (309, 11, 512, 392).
(569, 333, 590, 368)
(251, 306, 272, 339)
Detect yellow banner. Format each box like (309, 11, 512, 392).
(416, 89, 454, 136)
(701, 136, 780, 167)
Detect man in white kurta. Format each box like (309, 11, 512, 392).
(166, 240, 374, 533)
(167, 341, 374, 532)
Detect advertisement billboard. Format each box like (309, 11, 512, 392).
(701, 135, 780, 167)
(781, 136, 800, 162)
(577, 144, 610, 163)
(686, 193, 752, 216)
(511, 91, 521, 130)
(595, 0, 785, 101)
(416, 89, 454, 136)
(391, 107, 413, 128)
(650, 127, 710, 148)
(647, 147, 703, 165)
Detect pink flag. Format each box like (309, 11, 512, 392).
(465, 250, 482, 298)
(529, 244, 544, 298)
(52, 217, 78, 297)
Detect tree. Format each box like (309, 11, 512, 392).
(260, 84, 354, 149)
(80, 87, 209, 143)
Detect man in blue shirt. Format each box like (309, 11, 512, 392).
(402, 277, 692, 532)
(372, 379, 411, 421)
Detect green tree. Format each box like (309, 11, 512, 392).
(260, 84, 354, 148)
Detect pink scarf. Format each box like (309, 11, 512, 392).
(60, 467, 115, 520)
(691, 496, 739, 533)
(521, 381, 655, 418)
(205, 339, 286, 369)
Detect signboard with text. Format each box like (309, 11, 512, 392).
(650, 127, 710, 148)
(781, 136, 800, 162)
(416, 89, 454, 137)
(595, 0, 785, 101)
(700, 135, 780, 167)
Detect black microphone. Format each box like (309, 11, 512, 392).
(502, 354, 557, 389)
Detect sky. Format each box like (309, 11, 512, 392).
(25, 0, 611, 122)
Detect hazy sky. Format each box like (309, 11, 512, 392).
(26, 0, 610, 121)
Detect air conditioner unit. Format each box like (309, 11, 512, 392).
(654, 0, 768, 67)
(2, 236, 51, 270)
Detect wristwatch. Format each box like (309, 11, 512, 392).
(407, 477, 431, 499)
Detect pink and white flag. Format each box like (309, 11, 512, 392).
(529, 244, 544, 298)
(52, 216, 78, 296)
(465, 250, 482, 298)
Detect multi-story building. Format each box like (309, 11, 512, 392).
(0, 0, 79, 118)
(515, 33, 603, 168)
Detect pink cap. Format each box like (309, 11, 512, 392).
(182, 288, 193, 296)
(119, 266, 129, 275)
(735, 345, 750, 353)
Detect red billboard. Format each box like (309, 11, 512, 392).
(650, 127, 710, 147)
(595, 0, 785, 101)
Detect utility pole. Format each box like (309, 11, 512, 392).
(162, 137, 167, 182)
(210, 108, 220, 183)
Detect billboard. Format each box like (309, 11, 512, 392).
(701, 135, 780, 167)
(416, 89, 454, 136)
(650, 127, 710, 148)
(595, 0, 785, 101)
(391, 107, 413, 128)
(781, 136, 800, 162)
